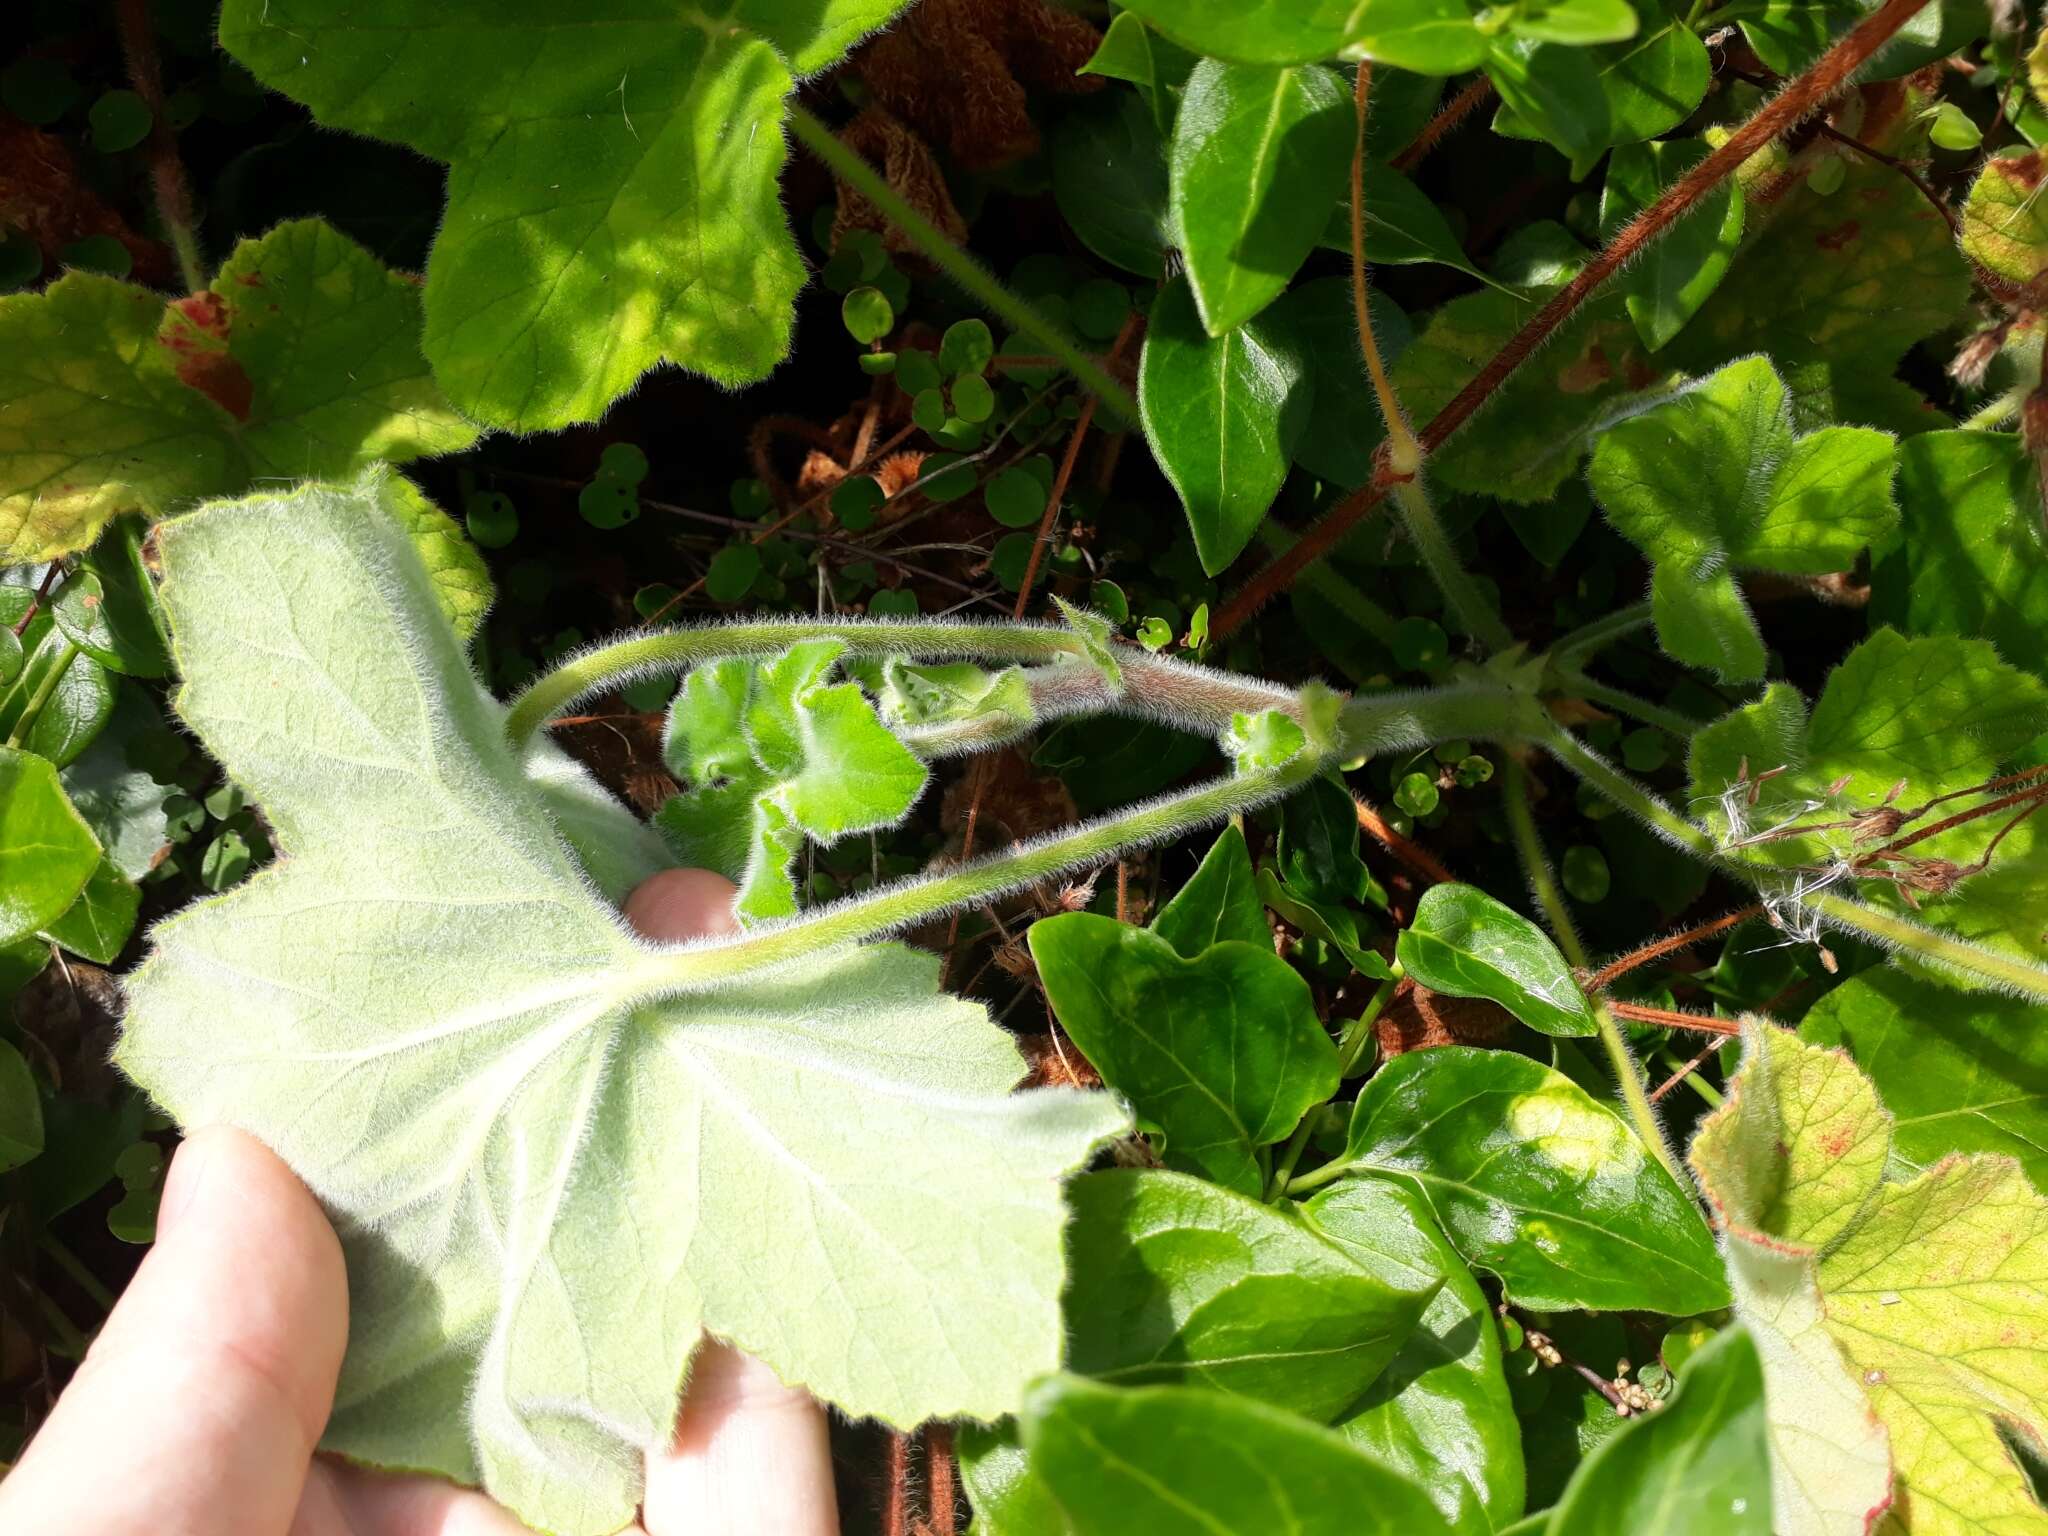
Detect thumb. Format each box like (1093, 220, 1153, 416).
(622, 868, 839, 1536)
(0, 1125, 348, 1536)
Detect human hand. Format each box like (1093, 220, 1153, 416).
(0, 868, 838, 1536)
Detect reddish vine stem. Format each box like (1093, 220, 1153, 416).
(884, 1429, 912, 1536)
(927, 1424, 958, 1536)
(12, 564, 61, 638)
(1354, 796, 1456, 886)
(115, 0, 205, 290)
(1391, 76, 1496, 172)
(1650, 1036, 1726, 1102)
(1011, 309, 1140, 616)
(1586, 906, 1763, 991)
(1606, 1000, 1741, 1036)
(1213, 0, 1935, 640)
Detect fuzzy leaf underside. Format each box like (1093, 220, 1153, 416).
(116, 483, 1120, 1536)
(217, 1, 911, 430)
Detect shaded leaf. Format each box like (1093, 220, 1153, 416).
(1601, 138, 1744, 352)
(1265, 277, 1414, 491)
(1051, 89, 1173, 279)
(1344, 1046, 1729, 1313)
(1396, 882, 1595, 1038)
(0, 745, 101, 945)
(1116, 0, 1487, 72)
(1152, 823, 1270, 956)
(0, 1036, 41, 1174)
(39, 855, 140, 965)
(1031, 913, 1338, 1197)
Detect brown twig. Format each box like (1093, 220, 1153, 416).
(1606, 1000, 1742, 1035)
(1012, 310, 1140, 615)
(1586, 906, 1763, 991)
(1391, 76, 1496, 172)
(115, 0, 204, 290)
(1650, 1036, 1727, 1103)
(1354, 796, 1456, 886)
(1213, 0, 1936, 639)
(12, 564, 61, 637)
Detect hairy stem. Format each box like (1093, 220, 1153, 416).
(1551, 670, 1705, 739)
(1351, 64, 1421, 478)
(788, 106, 1137, 422)
(1213, 0, 1935, 638)
(1547, 601, 1654, 669)
(1391, 75, 1495, 172)
(1391, 479, 1514, 654)
(116, 0, 205, 290)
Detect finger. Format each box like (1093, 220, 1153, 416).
(621, 868, 838, 1536)
(294, 1460, 555, 1536)
(623, 866, 743, 941)
(641, 1342, 838, 1536)
(0, 1125, 348, 1536)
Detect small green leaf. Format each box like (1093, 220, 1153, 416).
(1925, 99, 1981, 151)
(1151, 823, 1269, 957)
(88, 88, 152, 151)
(705, 543, 761, 602)
(1561, 844, 1610, 903)
(39, 855, 141, 964)
(0, 1037, 43, 1174)
(985, 466, 1047, 528)
(939, 318, 995, 377)
(1118, 0, 1488, 72)
(1396, 883, 1594, 1038)
(1170, 60, 1351, 335)
(1394, 770, 1439, 817)
(1544, 1324, 1770, 1536)
(1079, 12, 1199, 132)
(1512, 0, 1639, 44)
(1064, 1169, 1439, 1420)
(1141, 278, 1309, 573)
(1307, 1178, 1527, 1533)
(1961, 150, 2048, 299)
(1223, 709, 1308, 774)
(1019, 1375, 1452, 1535)
(1485, 38, 1611, 162)
(1345, 1047, 1730, 1313)
(1600, 138, 1744, 351)
(466, 491, 518, 549)
(1587, 356, 1895, 681)
(0, 745, 102, 945)
(1031, 913, 1339, 1198)
(842, 285, 894, 343)
(0, 625, 114, 768)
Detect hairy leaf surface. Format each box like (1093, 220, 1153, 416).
(117, 484, 1120, 1536)
(218, 1, 911, 429)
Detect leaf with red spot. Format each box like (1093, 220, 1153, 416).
(0, 217, 476, 562)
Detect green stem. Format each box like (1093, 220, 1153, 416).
(631, 752, 1329, 991)
(1284, 1157, 1357, 1197)
(1533, 722, 2048, 1004)
(5, 642, 79, 750)
(1265, 1114, 1322, 1202)
(1391, 478, 1514, 654)
(1337, 967, 1402, 1077)
(1257, 524, 1398, 646)
(505, 620, 1307, 747)
(1551, 669, 1705, 740)
(787, 106, 1138, 422)
(1504, 757, 1682, 1183)
(1547, 601, 1653, 669)
(1960, 385, 2026, 432)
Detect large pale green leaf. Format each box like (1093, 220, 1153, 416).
(1587, 355, 1896, 681)
(1880, 430, 2048, 679)
(1343, 1047, 1728, 1313)
(1396, 882, 1595, 1038)
(1688, 1022, 1894, 1536)
(1139, 277, 1310, 574)
(1171, 60, 1351, 335)
(1065, 1169, 1438, 1420)
(1151, 823, 1270, 957)
(1031, 912, 1338, 1197)
(1542, 1324, 1771, 1536)
(1394, 243, 1670, 504)
(1115, 0, 1488, 72)
(1693, 1021, 2048, 1535)
(0, 218, 476, 562)
(1020, 1375, 1454, 1534)
(1803, 967, 2048, 1189)
(0, 746, 101, 946)
(217, 1, 909, 430)
(1671, 155, 1968, 434)
(117, 483, 1121, 1536)
(1307, 1178, 1526, 1534)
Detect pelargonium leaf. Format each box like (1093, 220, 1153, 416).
(117, 482, 1122, 1536)
(1395, 882, 1595, 1039)
(0, 218, 476, 562)
(656, 643, 928, 922)
(217, 1, 912, 430)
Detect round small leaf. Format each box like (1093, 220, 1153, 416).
(1393, 771, 1439, 817)
(705, 543, 761, 602)
(1072, 277, 1132, 341)
(466, 490, 519, 548)
(985, 467, 1048, 528)
(950, 373, 996, 424)
(1562, 844, 1611, 903)
(831, 475, 887, 532)
(2, 57, 81, 125)
(599, 442, 649, 485)
(939, 318, 994, 376)
(579, 477, 639, 529)
(991, 531, 1036, 591)
(919, 453, 976, 502)
(869, 588, 918, 617)
(842, 285, 895, 344)
(89, 88, 153, 151)
(897, 349, 942, 395)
